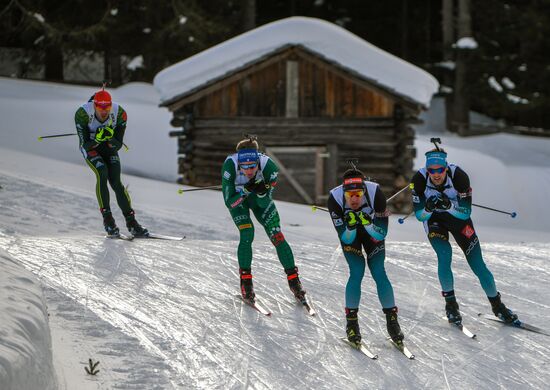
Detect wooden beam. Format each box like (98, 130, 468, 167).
(285, 60, 299, 118)
(315, 147, 327, 204)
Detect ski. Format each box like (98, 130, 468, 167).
(387, 338, 415, 359)
(340, 338, 378, 359)
(296, 296, 316, 316)
(238, 295, 272, 316)
(442, 316, 477, 339)
(106, 233, 134, 241)
(133, 233, 185, 241)
(478, 314, 550, 337)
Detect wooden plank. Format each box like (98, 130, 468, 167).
(325, 70, 335, 117)
(326, 143, 339, 190)
(266, 146, 325, 153)
(312, 62, 325, 116)
(286, 60, 299, 118)
(192, 126, 397, 139)
(315, 147, 326, 204)
(193, 117, 396, 127)
(301, 60, 315, 116)
(228, 83, 238, 116)
(354, 87, 367, 118)
(221, 85, 230, 116)
(342, 78, 354, 117)
(191, 128, 397, 142)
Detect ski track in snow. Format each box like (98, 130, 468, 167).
(2, 170, 550, 389)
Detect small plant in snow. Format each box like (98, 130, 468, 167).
(85, 358, 100, 375)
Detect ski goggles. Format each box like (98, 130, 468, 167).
(240, 162, 258, 170)
(344, 189, 365, 199)
(427, 166, 446, 174)
(94, 102, 112, 110)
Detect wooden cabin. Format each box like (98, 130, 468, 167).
(154, 17, 438, 209)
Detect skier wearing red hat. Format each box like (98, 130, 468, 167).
(327, 168, 404, 347)
(75, 88, 148, 237)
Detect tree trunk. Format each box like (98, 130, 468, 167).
(243, 0, 256, 31)
(289, 0, 296, 16)
(442, 0, 455, 132)
(453, 0, 471, 135)
(401, 0, 408, 60)
(110, 54, 123, 86)
(103, 44, 122, 86)
(44, 44, 64, 81)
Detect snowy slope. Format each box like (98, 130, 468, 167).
(1, 152, 550, 389)
(1, 79, 550, 389)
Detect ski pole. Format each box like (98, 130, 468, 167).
(387, 184, 410, 203)
(472, 203, 517, 218)
(398, 203, 517, 225)
(311, 205, 329, 212)
(397, 212, 413, 224)
(178, 185, 222, 194)
(38, 132, 129, 151)
(37, 133, 76, 140)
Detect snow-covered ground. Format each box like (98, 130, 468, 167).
(1, 77, 549, 389)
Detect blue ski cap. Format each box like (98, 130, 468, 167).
(425, 150, 447, 168)
(238, 148, 259, 164)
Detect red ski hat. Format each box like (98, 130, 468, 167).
(342, 169, 365, 191)
(93, 90, 112, 109)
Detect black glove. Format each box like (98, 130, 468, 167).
(106, 138, 122, 151)
(425, 195, 439, 212)
(344, 211, 358, 229)
(435, 194, 451, 210)
(244, 177, 269, 195)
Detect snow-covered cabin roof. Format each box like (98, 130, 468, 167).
(154, 16, 439, 109)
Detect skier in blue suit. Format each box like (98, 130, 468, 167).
(410, 147, 518, 324)
(328, 168, 404, 345)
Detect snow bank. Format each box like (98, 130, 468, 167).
(0, 249, 56, 390)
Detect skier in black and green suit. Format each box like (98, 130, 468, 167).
(221, 136, 306, 301)
(75, 88, 148, 237)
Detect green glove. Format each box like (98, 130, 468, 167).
(356, 211, 372, 226)
(95, 126, 114, 142)
(344, 211, 358, 229)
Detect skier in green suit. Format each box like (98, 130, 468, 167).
(221, 136, 306, 302)
(75, 88, 148, 237)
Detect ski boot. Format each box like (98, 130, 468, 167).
(383, 307, 404, 343)
(443, 291, 462, 324)
(102, 210, 119, 236)
(285, 267, 306, 301)
(125, 210, 149, 237)
(489, 292, 518, 323)
(239, 268, 255, 301)
(345, 308, 361, 345)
